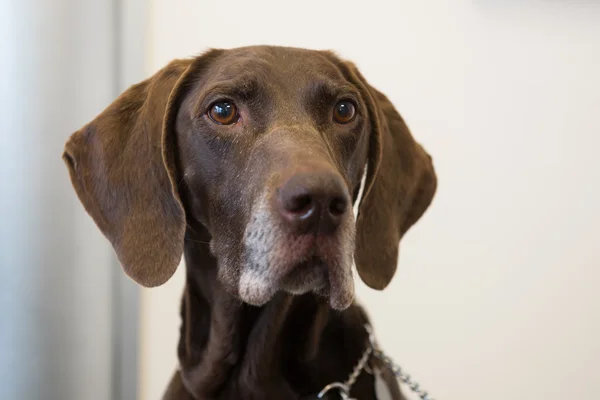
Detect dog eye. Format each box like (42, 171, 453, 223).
(208, 101, 239, 125)
(333, 100, 356, 124)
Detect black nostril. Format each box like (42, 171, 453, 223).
(277, 171, 349, 233)
(329, 196, 347, 216)
(287, 193, 313, 216)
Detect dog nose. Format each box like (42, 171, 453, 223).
(278, 171, 349, 234)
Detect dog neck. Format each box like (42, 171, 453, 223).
(175, 237, 372, 399)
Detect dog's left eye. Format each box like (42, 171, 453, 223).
(208, 101, 239, 125)
(333, 100, 356, 124)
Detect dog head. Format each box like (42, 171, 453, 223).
(63, 46, 436, 310)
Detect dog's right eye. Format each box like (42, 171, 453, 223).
(208, 101, 239, 125)
(333, 99, 356, 124)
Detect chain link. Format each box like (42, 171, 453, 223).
(346, 343, 373, 388)
(317, 325, 436, 400)
(366, 325, 436, 400)
(371, 348, 435, 400)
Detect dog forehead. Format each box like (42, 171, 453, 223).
(206, 46, 346, 87)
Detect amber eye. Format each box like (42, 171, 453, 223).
(208, 101, 238, 125)
(333, 99, 356, 124)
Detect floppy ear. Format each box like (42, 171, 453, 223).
(347, 64, 438, 290)
(62, 52, 220, 287)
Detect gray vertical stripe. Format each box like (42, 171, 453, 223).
(0, 0, 146, 398)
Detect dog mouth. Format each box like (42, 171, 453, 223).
(238, 231, 355, 310)
(279, 255, 329, 295)
(237, 195, 356, 310)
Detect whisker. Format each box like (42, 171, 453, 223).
(184, 222, 211, 245)
(177, 175, 187, 189)
(184, 237, 211, 245)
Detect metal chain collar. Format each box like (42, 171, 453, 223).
(317, 325, 436, 400)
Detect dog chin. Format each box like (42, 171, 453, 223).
(237, 271, 277, 306)
(238, 257, 354, 310)
(280, 261, 328, 295)
(237, 259, 326, 304)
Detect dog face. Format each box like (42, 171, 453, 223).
(176, 47, 369, 309)
(63, 46, 437, 310)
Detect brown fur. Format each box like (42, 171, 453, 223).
(63, 46, 436, 399)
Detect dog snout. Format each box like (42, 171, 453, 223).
(277, 171, 349, 234)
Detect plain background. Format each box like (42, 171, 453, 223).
(139, 1, 600, 400)
(1, 1, 142, 399)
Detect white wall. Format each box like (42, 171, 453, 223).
(1, 1, 117, 399)
(139, 1, 600, 399)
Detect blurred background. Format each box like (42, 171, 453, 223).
(1, 0, 599, 399)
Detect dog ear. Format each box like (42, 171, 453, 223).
(344, 63, 438, 290)
(62, 51, 222, 287)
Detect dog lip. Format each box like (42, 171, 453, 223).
(283, 233, 341, 264)
(278, 234, 336, 271)
(279, 256, 328, 293)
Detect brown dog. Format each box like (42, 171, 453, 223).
(63, 46, 437, 399)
